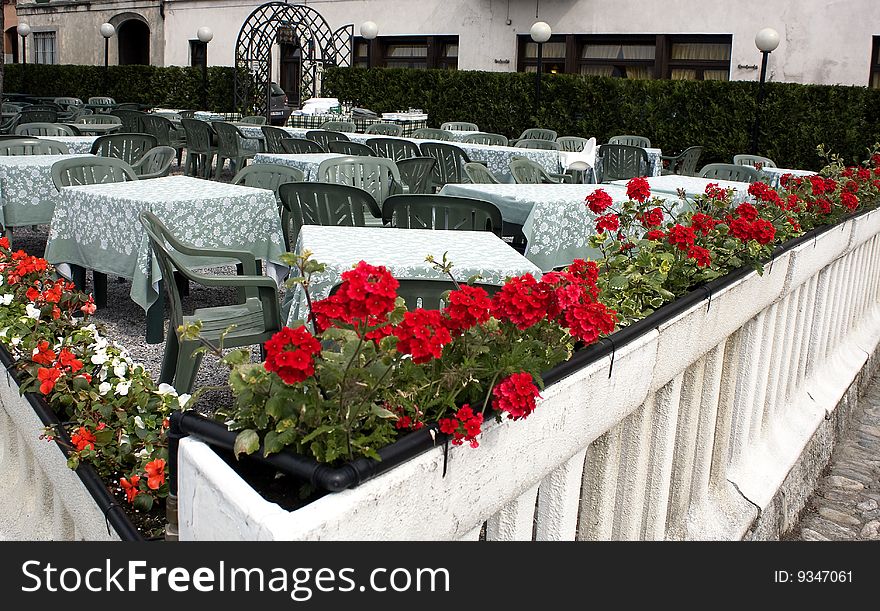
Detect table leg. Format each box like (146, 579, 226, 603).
(93, 272, 108, 308)
(146, 281, 165, 344)
(69, 265, 87, 292)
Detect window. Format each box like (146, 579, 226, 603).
(667, 37, 731, 81)
(871, 37, 880, 89)
(189, 39, 207, 68)
(353, 35, 458, 69)
(519, 36, 566, 74)
(579, 36, 656, 80)
(33, 31, 56, 65)
(354, 40, 369, 68)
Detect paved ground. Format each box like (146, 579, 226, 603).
(785, 372, 880, 541)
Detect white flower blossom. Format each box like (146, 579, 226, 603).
(113, 361, 128, 379)
(134, 416, 145, 429)
(178, 394, 192, 408)
(98, 382, 112, 395)
(156, 383, 178, 396)
(135, 448, 150, 459)
(0, 294, 13, 306)
(25, 304, 41, 319)
(91, 350, 109, 365)
(116, 380, 131, 396)
(10, 336, 21, 346)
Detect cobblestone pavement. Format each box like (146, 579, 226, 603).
(786, 373, 880, 541)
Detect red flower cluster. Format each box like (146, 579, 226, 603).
(596, 213, 620, 234)
(311, 261, 399, 332)
(443, 285, 492, 333)
(688, 245, 712, 268)
(71, 426, 97, 452)
(727, 206, 776, 245)
(263, 325, 322, 385)
(393, 308, 452, 364)
(690, 213, 717, 235)
(391, 404, 425, 431)
(585, 189, 613, 214)
(841, 191, 859, 211)
(564, 302, 617, 344)
(704, 183, 729, 200)
(645, 229, 665, 241)
(35, 348, 83, 395)
(145, 458, 166, 490)
(439, 404, 484, 448)
(5, 251, 48, 285)
(490, 274, 552, 330)
(666, 224, 696, 251)
(626, 177, 651, 203)
(120, 476, 141, 503)
(751, 218, 776, 245)
(637, 207, 664, 228)
(492, 373, 541, 421)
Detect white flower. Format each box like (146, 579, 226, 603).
(10, 336, 21, 346)
(0, 294, 13, 306)
(156, 383, 178, 396)
(178, 394, 191, 408)
(134, 415, 145, 429)
(98, 381, 112, 395)
(91, 350, 109, 365)
(113, 361, 128, 379)
(116, 380, 131, 396)
(25, 303, 41, 319)
(135, 448, 150, 459)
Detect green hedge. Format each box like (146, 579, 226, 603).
(2, 64, 241, 112)
(324, 67, 880, 170)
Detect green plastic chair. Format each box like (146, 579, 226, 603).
(464, 162, 500, 184)
(397, 157, 437, 194)
(661, 146, 704, 177)
(365, 137, 420, 161)
(54, 97, 83, 107)
(327, 140, 376, 156)
(18, 109, 58, 124)
(596, 144, 650, 183)
(113, 109, 146, 133)
(462, 132, 509, 146)
(698, 163, 761, 183)
(232, 163, 305, 206)
(213, 122, 257, 180)
(514, 139, 560, 150)
(412, 127, 455, 141)
(240, 116, 267, 125)
(281, 137, 326, 154)
(51, 156, 138, 190)
(90, 132, 158, 166)
(418, 142, 473, 187)
(14, 123, 77, 136)
(440, 121, 479, 132)
(318, 155, 402, 210)
(509, 157, 572, 184)
(141, 114, 186, 166)
(609, 134, 651, 148)
(138, 211, 282, 394)
(279, 182, 383, 248)
(261, 125, 290, 154)
(383, 194, 502, 235)
(88, 96, 116, 106)
(512, 128, 557, 144)
(306, 130, 349, 152)
(557, 136, 590, 152)
(131, 146, 177, 179)
(77, 114, 122, 125)
(389, 278, 500, 309)
(733, 154, 777, 169)
(319, 120, 355, 132)
(0, 138, 70, 155)
(181, 118, 217, 178)
(364, 123, 403, 136)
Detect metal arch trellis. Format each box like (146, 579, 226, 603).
(234, 2, 353, 115)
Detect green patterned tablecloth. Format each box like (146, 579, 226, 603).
(285, 225, 542, 326)
(45, 175, 287, 311)
(0, 154, 94, 229)
(252, 152, 346, 181)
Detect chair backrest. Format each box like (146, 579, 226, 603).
(0, 138, 70, 155)
(115, 103, 142, 111)
(517, 128, 557, 142)
(281, 137, 326, 154)
(133, 146, 176, 178)
(261, 125, 290, 154)
(412, 127, 455, 141)
(389, 278, 500, 310)
(383, 194, 502, 235)
(318, 155, 402, 208)
(152, 111, 182, 122)
(76, 114, 122, 125)
(440, 121, 479, 132)
(51, 156, 138, 191)
(732, 154, 777, 169)
(609, 134, 651, 148)
(306, 129, 350, 151)
(328, 140, 377, 156)
(232, 163, 305, 201)
(140, 114, 177, 146)
(364, 123, 404, 136)
(278, 181, 382, 248)
(698, 163, 761, 183)
(240, 115, 267, 125)
(88, 96, 116, 106)
(181, 118, 215, 153)
(396, 157, 437, 194)
(18, 109, 58, 124)
(418, 142, 470, 187)
(213, 121, 248, 156)
(2, 102, 24, 114)
(557, 136, 590, 152)
(365, 137, 420, 161)
(54, 97, 83, 107)
(509, 158, 560, 184)
(671, 146, 704, 177)
(464, 162, 500, 184)
(514, 138, 560, 150)
(14, 122, 77, 137)
(319, 121, 355, 133)
(462, 132, 508, 146)
(113, 109, 146, 133)
(90, 132, 158, 165)
(596, 144, 650, 182)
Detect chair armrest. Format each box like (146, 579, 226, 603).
(160, 240, 259, 275)
(181, 271, 277, 291)
(548, 172, 573, 183)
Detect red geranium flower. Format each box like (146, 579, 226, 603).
(645, 229, 665, 241)
(393, 309, 452, 364)
(585, 189, 613, 214)
(750, 218, 776, 245)
(595, 213, 620, 234)
(264, 325, 322, 384)
(57, 349, 83, 373)
(438, 404, 484, 448)
(841, 191, 859, 211)
(729, 217, 754, 241)
(71, 426, 96, 452)
(443, 285, 492, 333)
(490, 274, 552, 330)
(492, 373, 541, 421)
(637, 207, 664, 228)
(704, 183, 728, 200)
(310, 261, 399, 332)
(690, 213, 717, 235)
(666, 224, 696, 251)
(144, 458, 166, 490)
(735, 203, 759, 221)
(626, 177, 651, 203)
(564, 302, 616, 344)
(0, 236, 8, 250)
(120, 476, 140, 504)
(687, 245, 712, 268)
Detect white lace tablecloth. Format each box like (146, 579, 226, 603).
(45, 175, 286, 312)
(612, 175, 754, 205)
(252, 152, 346, 181)
(35, 136, 99, 154)
(284, 226, 541, 326)
(0, 154, 93, 229)
(759, 167, 817, 189)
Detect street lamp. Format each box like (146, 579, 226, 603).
(17, 23, 31, 65)
(100, 23, 115, 69)
(530, 21, 551, 119)
(197, 26, 214, 111)
(750, 27, 780, 155)
(360, 21, 378, 68)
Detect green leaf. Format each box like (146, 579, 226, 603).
(609, 275, 629, 289)
(133, 494, 154, 512)
(233, 429, 260, 458)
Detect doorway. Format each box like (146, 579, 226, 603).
(117, 19, 150, 65)
(279, 43, 302, 108)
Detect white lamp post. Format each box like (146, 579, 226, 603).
(360, 21, 379, 68)
(197, 27, 214, 110)
(100, 23, 115, 69)
(751, 27, 780, 154)
(17, 23, 31, 65)
(530, 21, 552, 117)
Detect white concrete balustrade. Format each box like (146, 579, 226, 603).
(177, 207, 880, 540)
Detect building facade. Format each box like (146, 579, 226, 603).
(13, 0, 880, 91)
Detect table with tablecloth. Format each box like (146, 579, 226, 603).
(0, 154, 93, 230)
(284, 225, 542, 326)
(758, 167, 817, 189)
(252, 152, 346, 181)
(285, 113, 428, 135)
(45, 175, 287, 340)
(612, 175, 754, 205)
(35, 135, 100, 154)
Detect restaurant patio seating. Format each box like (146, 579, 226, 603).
(279, 182, 383, 248)
(733, 154, 777, 169)
(232, 163, 305, 206)
(328, 140, 376, 156)
(464, 162, 501, 184)
(319, 120, 355, 132)
(131, 146, 177, 179)
(138, 210, 282, 394)
(17, 109, 58, 124)
(509, 157, 572, 184)
(261, 125, 290, 154)
(440, 121, 479, 132)
(318, 155, 403, 210)
(397, 157, 437, 194)
(90, 132, 158, 166)
(364, 123, 404, 136)
(462, 132, 509, 146)
(240, 116, 267, 125)
(699, 163, 761, 183)
(306, 129, 349, 151)
(181, 118, 217, 178)
(609, 134, 651, 148)
(557, 136, 590, 152)
(660, 146, 704, 177)
(366, 137, 420, 160)
(141, 114, 186, 166)
(511, 128, 557, 145)
(14, 123, 78, 137)
(0, 138, 70, 155)
(596, 143, 650, 182)
(281, 137, 326, 154)
(412, 127, 455, 141)
(77, 114, 122, 126)
(113, 109, 147, 133)
(213, 121, 257, 180)
(51, 156, 138, 190)
(418, 142, 473, 187)
(514, 139, 560, 150)
(383, 193, 502, 235)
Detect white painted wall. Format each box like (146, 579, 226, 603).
(162, 0, 880, 86)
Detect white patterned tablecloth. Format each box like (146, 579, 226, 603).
(284, 226, 541, 326)
(759, 167, 817, 189)
(45, 175, 286, 312)
(252, 152, 346, 181)
(0, 154, 94, 229)
(612, 175, 754, 205)
(35, 136, 99, 154)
